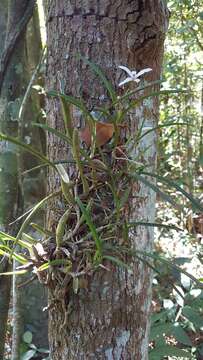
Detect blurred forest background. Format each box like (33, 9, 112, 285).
(0, 0, 202, 359)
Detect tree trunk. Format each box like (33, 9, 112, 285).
(0, 1, 47, 358)
(46, 1, 169, 359)
(0, 4, 10, 358)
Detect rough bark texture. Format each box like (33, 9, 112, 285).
(46, 1, 169, 359)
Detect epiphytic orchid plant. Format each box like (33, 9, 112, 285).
(0, 56, 201, 298)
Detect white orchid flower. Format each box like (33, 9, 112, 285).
(118, 65, 152, 87)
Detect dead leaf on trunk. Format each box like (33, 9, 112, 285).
(80, 121, 114, 147)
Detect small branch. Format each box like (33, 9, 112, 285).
(19, 47, 46, 121)
(0, 0, 37, 94)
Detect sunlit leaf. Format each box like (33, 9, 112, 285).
(21, 349, 37, 360)
(0, 269, 28, 276)
(23, 331, 33, 344)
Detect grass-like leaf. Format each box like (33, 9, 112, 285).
(126, 89, 189, 113)
(135, 250, 203, 289)
(0, 248, 28, 265)
(127, 221, 183, 232)
(22, 160, 75, 176)
(112, 79, 163, 105)
(48, 91, 91, 118)
(0, 269, 28, 276)
(33, 123, 70, 143)
(0, 231, 33, 250)
(103, 255, 130, 270)
(0, 133, 54, 168)
(133, 173, 181, 210)
(79, 56, 117, 102)
(9, 191, 61, 259)
(142, 171, 203, 213)
(76, 197, 102, 254)
(37, 259, 71, 272)
(137, 121, 188, 142)
(30, 223, 53, 236)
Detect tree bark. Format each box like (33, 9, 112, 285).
(0, 1, 9, 355)
(46, 1, 169, 359)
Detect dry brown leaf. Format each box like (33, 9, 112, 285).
(80, 121, 114, 147)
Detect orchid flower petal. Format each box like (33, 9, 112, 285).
(118, 77, 133, 87)
(135, 68, 152, 78)
(118, 65, 133, 77)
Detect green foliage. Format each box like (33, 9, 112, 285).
(150, 279, 203, 359)
(20, 330, 49, 360)
(150, 2, 203, 356)
(0, 59, 201, 285)
(0, 51, 202, 358)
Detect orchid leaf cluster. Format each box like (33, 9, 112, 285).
(0, 59, 201, 302)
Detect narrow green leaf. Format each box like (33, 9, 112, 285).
(133, 173, 181, 210)
(21, 233, 38, 244)
(59, 95, 73, 140)
(113, 79, 163, 105)
(17, 191, 60, 240)
(137, 122, 188, 142)
(126, 89, 189, 113)
(0, 269, 28, 276)
(141, 171, 203, 213)
(0, 231, 34, 249)
(135, 250, 203, 289)
(0, 133, 54, 168)
(119, 187, 131, 210)
(79, 56, 117, 102)
(22, 160, 75, 176)
(72, 129, 89, 194)
(10, 191, 61, 259)
(76, 197, 102, 253)
(103, 255, 130, 270)
(47, 91, 90, 117)
(127, 221, 183, 232)
(30, 223, 53, 237)
(56, 208, 72, 249)
(33, 123, 70, 143)
(0, 248, 28, 264)
(37, 259, 70, 272)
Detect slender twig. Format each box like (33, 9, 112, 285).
(0, 0, 37, 93)
(19, 47, 47, 121)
